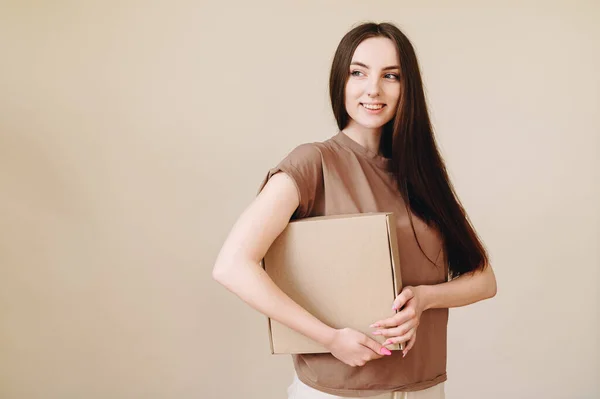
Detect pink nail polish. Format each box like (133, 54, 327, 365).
(380, 348, 392, 356)
(372, 331, 381, 335)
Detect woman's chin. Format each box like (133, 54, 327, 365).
(354, 119, 390, 130)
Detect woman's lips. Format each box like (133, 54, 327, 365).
(361, 103, 386, 114)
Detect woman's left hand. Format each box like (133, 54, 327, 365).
(369, 286, 427, 358)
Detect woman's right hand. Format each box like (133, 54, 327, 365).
(325, 328, 392, 367)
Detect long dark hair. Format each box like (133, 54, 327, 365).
(329, 21, 489, 279)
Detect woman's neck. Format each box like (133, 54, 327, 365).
(341, 123, 382, 155)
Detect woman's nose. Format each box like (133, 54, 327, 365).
(366, 77, 381, 97)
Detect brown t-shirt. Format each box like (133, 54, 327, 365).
(259, 131, 449, 397)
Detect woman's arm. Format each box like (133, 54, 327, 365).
(212, 172, 335, 347)
(371, 265, 497, 356)
(419, 264, 497, 311)
(212, 172, 390, 364)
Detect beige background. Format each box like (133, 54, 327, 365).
(1, 1, 598, 398)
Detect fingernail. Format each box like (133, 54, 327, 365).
(384, 340, 392, 345)
(402, 352, 407, 358)
(372, 331, 381, 335)
(370, 323, 379, 328)
(380, 348, 392, 356)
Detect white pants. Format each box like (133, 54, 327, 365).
(287, 374, 445, 399)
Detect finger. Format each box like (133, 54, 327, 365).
(369, 316, 398, 329)
(382, 327, 416, 347)
(371, 306, 416, 329)
(361, 335, 392, 357)
(402, 332, 417, 357)
(372, 319, 417, 337)
(392, 287, 415, 311)
(357, 349, 383, 367)
(365, 350, 384, 362)
(392, 304, 417, 325)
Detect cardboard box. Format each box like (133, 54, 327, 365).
(262, 212, 403, 354)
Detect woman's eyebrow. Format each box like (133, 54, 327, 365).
(350, 61, 400, 71)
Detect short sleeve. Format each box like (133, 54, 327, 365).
(257, 143, 324, 219)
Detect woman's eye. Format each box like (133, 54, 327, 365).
(351, 70, 398, 80)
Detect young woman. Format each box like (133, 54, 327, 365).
(212, 22, 497, 399)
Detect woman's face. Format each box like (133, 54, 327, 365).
(344, 37, 401, 131)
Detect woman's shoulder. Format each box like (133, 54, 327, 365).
(281, 135, 339, 166)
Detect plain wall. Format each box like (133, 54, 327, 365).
(0, 1, 598, 398)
